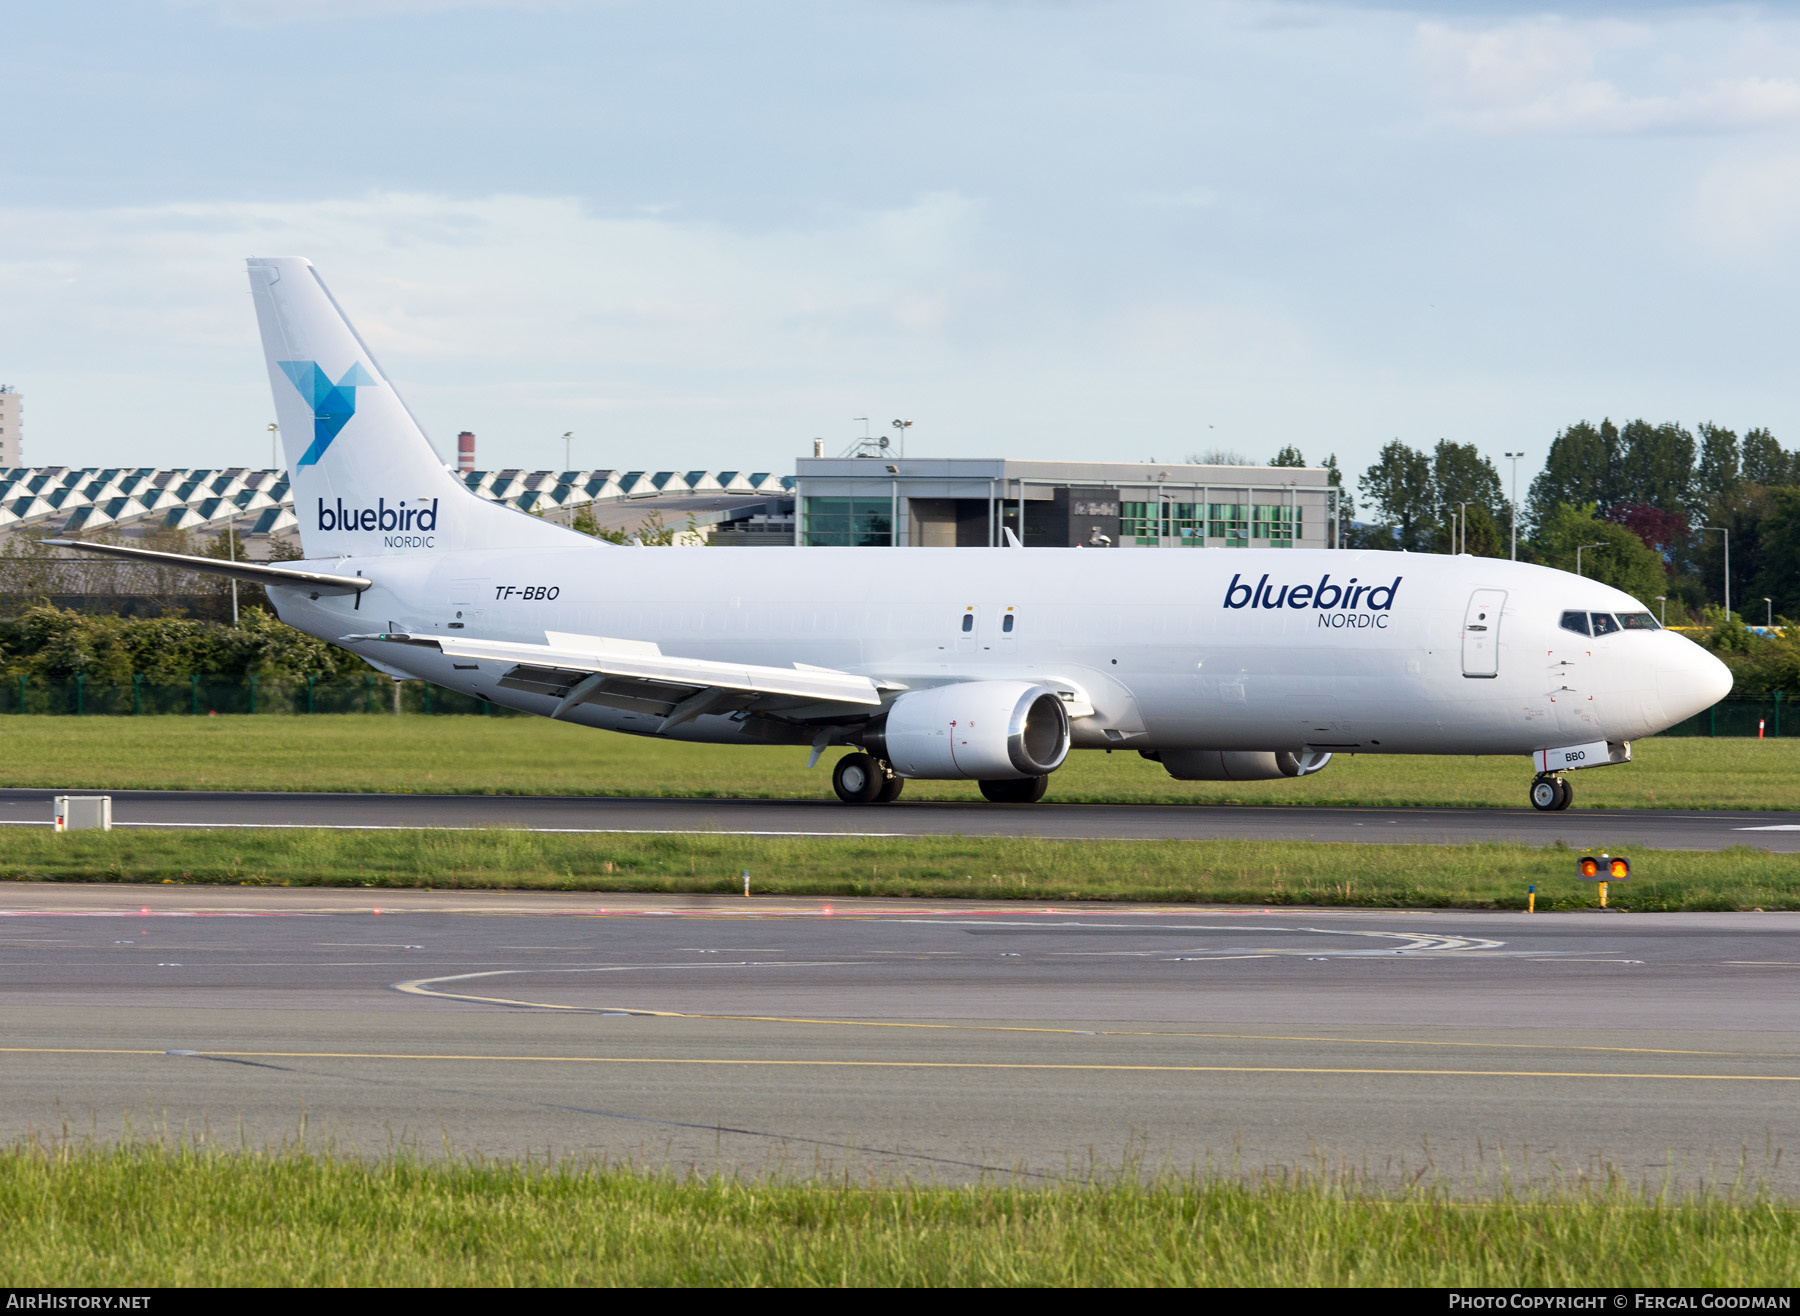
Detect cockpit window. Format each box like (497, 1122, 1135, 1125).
(1618, 612, 1660, 630)
(1559, 610, 1590, 636)
(1590, 612, 1622, 636)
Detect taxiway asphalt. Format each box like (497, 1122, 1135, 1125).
(2, 884, 1797, 1189)
(2, 787, 1798, 850)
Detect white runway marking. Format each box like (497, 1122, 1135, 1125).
(0, 819, 912, 839)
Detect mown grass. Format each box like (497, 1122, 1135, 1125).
(2, 1143, 1796, 1286)
(2, 828, 1794, 910)
(0, 714, 1793, 809)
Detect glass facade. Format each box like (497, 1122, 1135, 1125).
(1122, 500, 1300, 547)
(802, 496, 893, 546)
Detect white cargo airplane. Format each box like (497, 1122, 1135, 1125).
(53, 258, 1733, 812)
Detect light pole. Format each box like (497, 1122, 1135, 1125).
(562, 432, 573, 471)
(1766, 598, 1774, 628)
(891, 419, 912, 458)
(1655, 595, 1667, 626)
(267, 422, 279, 470)
(1504, 452, 1524, 560)
(1575, 542, 1604, 577)
(1699, 526, 1731, 619)
(1455, 501, 1469, 555)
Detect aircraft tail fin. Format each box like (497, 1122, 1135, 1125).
(247, 257, 586, 558)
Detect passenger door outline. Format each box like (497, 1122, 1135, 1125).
(1461, 589, 1506, 678)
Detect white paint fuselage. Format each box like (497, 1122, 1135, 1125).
(268, 544, 1732, 759)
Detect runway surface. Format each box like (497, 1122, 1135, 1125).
(3, 787, 1799, 850)
(3, 883, 1799, 1189)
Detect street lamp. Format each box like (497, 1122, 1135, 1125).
(891, 419, 912, 459)
(267, 422, 279, 470)
(1454, 501, 1469, 555)
(1766, 598, 1774, 628)
(1575, 542, 1605, 577)
(1699, 526, 1731, 619)
(562, 431, 573, 470)
(1654, 595, 1667, 626)
(1504, 452, 1525, 561)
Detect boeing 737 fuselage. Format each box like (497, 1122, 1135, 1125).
(54, 258, 1733, 811)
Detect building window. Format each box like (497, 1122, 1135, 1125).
(1253, 504, 1299, 547)
(803, 496, 892, 546)
(1120, 501, 1157, 545)
(1208, 503, 1249, 546)
(1167, 502, 1205, 545)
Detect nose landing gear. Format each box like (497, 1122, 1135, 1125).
(1530, 772, 1574, 812)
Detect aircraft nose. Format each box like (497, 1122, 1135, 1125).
(1656, 635, 1734, 724)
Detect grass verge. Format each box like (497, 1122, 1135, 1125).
(2, 829, 1794, 910)
(0, 715, 1792, 809)
(3, 1144, 1796, 1286)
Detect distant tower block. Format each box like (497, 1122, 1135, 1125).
(457, 430, 476, 473)
(0, 386, 19, 467)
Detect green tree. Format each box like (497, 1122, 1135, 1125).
(1749, 487, 1800, 619)
(1430, 440, 1504, 552)
(1527, 420, 1617, 532)
(1359, 441, 1434, 551)
(1617, 420, 1695, 512)
(1534, 503, 1668, 604)
(1457, 503, 1506, 558)
(1268, 445, 1306, 468)
(1322, 452, 1355, 525)
(1695, 422, 1742, 502)
(1742, 427, 1797, 487)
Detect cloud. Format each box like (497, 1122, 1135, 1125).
(169, 0, 588, 24)
(1415, 17, 1800, 135)
(1692, 150, 1800, 258)
(0, 189, 1325, 469)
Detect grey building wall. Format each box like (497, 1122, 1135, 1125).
(793, 457, 1339, 549)
(0, 389, 19, 467)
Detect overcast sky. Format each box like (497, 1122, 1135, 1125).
(6, 1, 1800, 484)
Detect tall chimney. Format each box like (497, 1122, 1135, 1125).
(457, 431, 476, 473)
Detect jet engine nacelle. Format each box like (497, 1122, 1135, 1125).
(1147, 750, 1333, 781)
(870, 680, 1071, 780)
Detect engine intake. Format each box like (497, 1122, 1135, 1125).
(1146, 750, 1333, 781)
(868, 681, 1071, 780)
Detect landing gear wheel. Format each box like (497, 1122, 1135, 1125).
(1530, 773, 1563, 812)
(876, 771, 905, 804)
(833, 753, 884, 804)
(978, 776, 1050, 804)
(1554, 776, 1574, 811)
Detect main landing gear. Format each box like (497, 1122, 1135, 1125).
(830, 754, 1052, 805)
(1530, 772, 1574, 812)
(832, 752, 904, 805)
(978, 776, 1049, 804)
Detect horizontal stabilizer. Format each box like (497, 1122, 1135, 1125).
(44, 540, 371, 593)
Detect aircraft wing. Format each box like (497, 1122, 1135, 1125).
(351, 630, 887, 731)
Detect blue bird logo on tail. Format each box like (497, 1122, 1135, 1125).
(278, 360, 376, 466)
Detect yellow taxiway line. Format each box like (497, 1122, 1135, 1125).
(0, 1046, 1797, 1083)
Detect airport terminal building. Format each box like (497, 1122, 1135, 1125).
(793, 457, 1341, 549)
(0, 455, 1341, 555)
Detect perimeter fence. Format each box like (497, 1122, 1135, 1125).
(0, 675, 522, 717)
